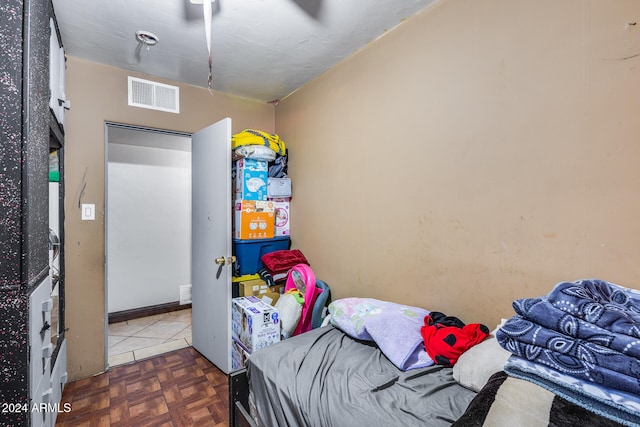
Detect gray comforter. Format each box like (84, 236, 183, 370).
(247, 325, 475, 427)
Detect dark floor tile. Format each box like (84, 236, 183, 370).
(56, 347, 228, 427)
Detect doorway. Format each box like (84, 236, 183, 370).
(105, 123, 193, 367)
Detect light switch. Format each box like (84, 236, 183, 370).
(81, 203, 95, 220)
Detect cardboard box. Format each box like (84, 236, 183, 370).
(235, 159, 268, 201)
(232, 338, 251, 370)
(232, 296, 280, 352)
(258, 284, 285, 306)
(234, 200, 275, 239)
(267, 177, 292, 198)
(259, 291, 281, 306)
(272, 199, 290, 237)
(238, 278, 269, 297)
(238, 279, 284, 306)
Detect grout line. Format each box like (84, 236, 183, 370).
(133, 338, 190, 361)
(108, 311, 192, 366)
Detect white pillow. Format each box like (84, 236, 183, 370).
(452, 331, 511, 392)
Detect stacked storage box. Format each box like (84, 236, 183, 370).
(231, 296, 280, 369)
(230, 132, 289, 368)
(234, 158, 272, 239)
(268, 177, 291, 237)
(232, 157, 292, 279)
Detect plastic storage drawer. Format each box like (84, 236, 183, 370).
(233, 236, 291, 276)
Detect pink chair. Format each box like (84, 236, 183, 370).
(285, 264, 322, 336)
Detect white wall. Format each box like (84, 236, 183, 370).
(107, 136, 191, 313)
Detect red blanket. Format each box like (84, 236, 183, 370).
(261, 249, 309, 275)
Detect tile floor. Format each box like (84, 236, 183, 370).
(108, 308, 192, 367)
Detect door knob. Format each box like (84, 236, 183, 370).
(227, 255, 236, 264)
(215, 256, 226, 279)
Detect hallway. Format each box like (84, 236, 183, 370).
(108, 309, 192, 367)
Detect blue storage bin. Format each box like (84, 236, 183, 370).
(233, 236, 291, 276)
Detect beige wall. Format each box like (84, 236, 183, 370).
(64, 57, 274, 380)
(276, 0, 640, 328)
(64, 0, 640, 380)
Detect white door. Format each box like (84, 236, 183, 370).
(191, 117, 233, 373)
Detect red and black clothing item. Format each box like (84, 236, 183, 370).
(421, 312, 490, 366)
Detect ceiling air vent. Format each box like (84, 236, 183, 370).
(128, 76, 180, 114)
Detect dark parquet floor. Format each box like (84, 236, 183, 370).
(55, 347, 229, 426)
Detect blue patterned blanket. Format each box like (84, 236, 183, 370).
(496, 279, 640, 394)
(543, 279, 640, 338)
(512, 297, 640, 359)
(504, 356, 640, 427)
(497, 316, 640, 394)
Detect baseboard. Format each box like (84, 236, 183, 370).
(108, 301, 192, 324)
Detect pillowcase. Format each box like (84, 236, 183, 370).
(328, 298, 434, 370)
(453, 334, 511, 392)
(328, 297, 428, 341)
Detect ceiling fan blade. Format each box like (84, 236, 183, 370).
(290, 0, 323, 20)
(182, 0, 218, 22)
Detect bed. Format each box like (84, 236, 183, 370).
(228, 280, 640, 427)
(231, 324, 475, 427)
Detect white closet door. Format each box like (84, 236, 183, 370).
(191, 118, 233, 373)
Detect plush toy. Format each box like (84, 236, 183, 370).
(275, 289, 303, 339)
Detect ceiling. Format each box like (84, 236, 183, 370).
(52, 0, 436, 103)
